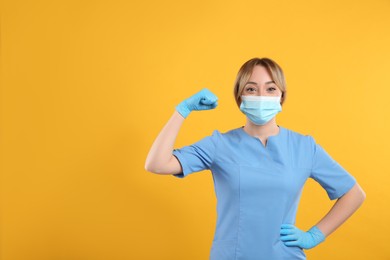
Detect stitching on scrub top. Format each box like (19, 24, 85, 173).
(309, 135, 316, 176)
(234, 165, 241, 259)
(209, 130, 221, 170)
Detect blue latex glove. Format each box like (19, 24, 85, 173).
(175, 88, 218, 118)
(280, 224, 326, 249)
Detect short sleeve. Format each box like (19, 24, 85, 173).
(172, 130, 220, 178)
(309, 136, 357, 200)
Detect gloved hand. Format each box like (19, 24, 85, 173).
(280, 224, 326, 249)
(175, 88, 218, 119)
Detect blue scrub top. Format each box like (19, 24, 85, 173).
(172, 125, 356, 260)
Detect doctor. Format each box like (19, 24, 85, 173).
(145, 57, 366, 259)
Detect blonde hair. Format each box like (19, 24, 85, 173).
(233, 57, 287, 108)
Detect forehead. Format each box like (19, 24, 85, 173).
(249, 65, 271, 79)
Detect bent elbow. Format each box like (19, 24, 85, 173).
(144, 162, 157, 173)
(145, 166, 157, 174)
(145, 157, 160, 173)
(357, 183, 367, 201)
(145, 163, 163, 174)
(361, 189, 367, 201)
(145, 164, 152, 172)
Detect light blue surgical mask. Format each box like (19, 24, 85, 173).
(240, 95, 282, 125)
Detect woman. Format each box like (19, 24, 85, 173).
(145, 57, 366, 259)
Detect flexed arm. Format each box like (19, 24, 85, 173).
(145, 88, 218, 175)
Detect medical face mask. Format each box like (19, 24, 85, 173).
(239, 95, 282, 125)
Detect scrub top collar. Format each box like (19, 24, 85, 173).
(238, 125, 285, 148)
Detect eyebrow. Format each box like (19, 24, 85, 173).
(245, 81, 276, 86)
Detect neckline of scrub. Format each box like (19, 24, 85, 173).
(238, 125, 284, 148)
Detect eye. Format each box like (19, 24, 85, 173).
(268, 87, 276, 91)
(246, 87, 256, 92)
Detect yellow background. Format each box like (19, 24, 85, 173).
(1, 0, 389, 259)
